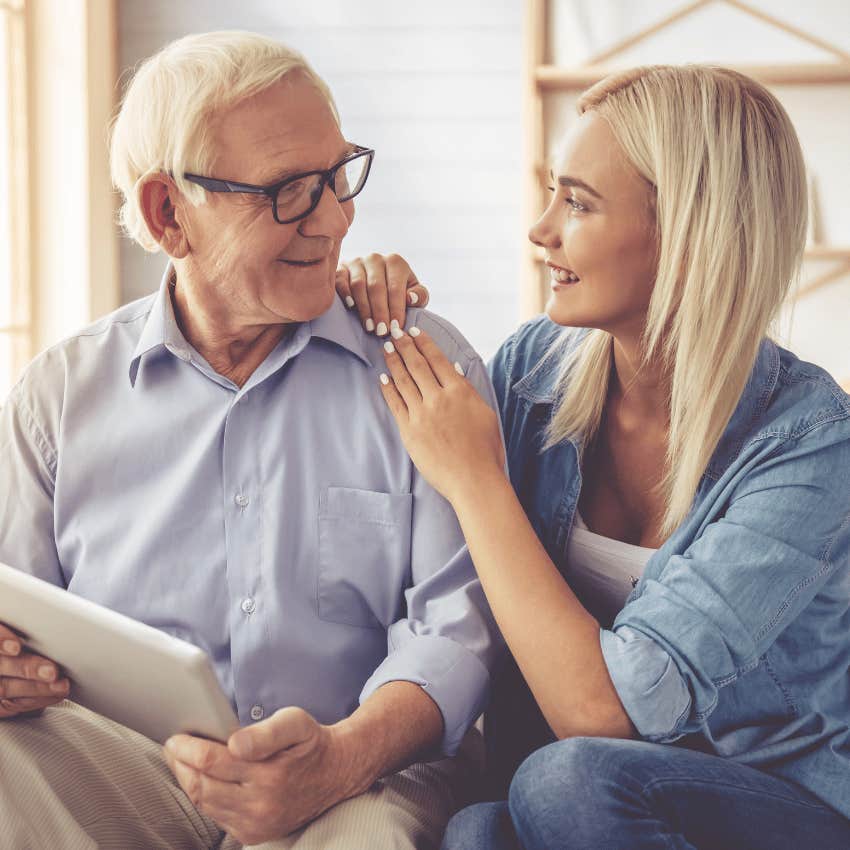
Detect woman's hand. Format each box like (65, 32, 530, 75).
(379, 327, 506, 506)
(336, 254, 430, 337)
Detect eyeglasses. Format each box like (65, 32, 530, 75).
(183, 145, 374, 224)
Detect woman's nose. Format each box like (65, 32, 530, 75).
(528, 206, 562, 249)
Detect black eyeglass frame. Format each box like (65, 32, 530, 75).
(182, 145, 375, 224)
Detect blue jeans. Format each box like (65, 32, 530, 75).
(441, 737, 850, 849)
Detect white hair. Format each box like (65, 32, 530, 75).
(109, 30, 339, 251)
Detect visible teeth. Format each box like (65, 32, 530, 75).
(551, 268, 579, 283)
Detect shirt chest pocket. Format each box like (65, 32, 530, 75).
(317, 486, 413, 630)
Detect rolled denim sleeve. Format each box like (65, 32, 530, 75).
(600, 420, 850, 742)
(359, 355, 504, 756)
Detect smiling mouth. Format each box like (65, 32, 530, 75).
(278, 257, 326, 267)
(547, 262, 580, 283)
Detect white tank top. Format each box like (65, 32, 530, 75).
(566, 513, 659, 628)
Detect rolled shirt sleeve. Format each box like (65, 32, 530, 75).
(359, 355, 504, 756)
(600, 420, 850, 743)
(0, 377, 65, 586)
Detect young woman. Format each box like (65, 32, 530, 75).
(336, 65, 850, 849)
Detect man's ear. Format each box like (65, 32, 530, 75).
(139, 175, 190, 259)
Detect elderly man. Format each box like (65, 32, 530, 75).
(0, 31, 501, 849)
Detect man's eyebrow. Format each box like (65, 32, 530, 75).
(259, 144, 358, 185)
(556, 174, 603, 200)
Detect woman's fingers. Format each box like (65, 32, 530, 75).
(363, 254, 392, 337)
(334, 267, 355, 310)
(384, 254, 418, 330)
(343, 258, 373, 330)
(406, 328, 464, 388)
(406, 284, 429, 309)
(382, 342, 426, 409)
(385, 335, 442, 399)
(378, 373, 409, 424)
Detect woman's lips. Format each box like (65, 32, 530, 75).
(547, 262, 580, 285)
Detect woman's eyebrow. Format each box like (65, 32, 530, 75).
(557, 175, 603, 199)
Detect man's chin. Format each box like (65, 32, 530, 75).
(271, 282, 336, 324)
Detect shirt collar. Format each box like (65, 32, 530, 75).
(306, 295, 372, 368)
(129, 264, 372, 387)
(512, 326, 590, 405)
(705, 337, 780, 477)
(129, 264, 191, 387)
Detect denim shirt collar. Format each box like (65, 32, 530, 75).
(129, 264, 371, 387)
(510, 326, 781, 478)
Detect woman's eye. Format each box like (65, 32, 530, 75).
(566, 196, 586, 212)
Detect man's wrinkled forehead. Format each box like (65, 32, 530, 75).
(208, 75, 344, 180)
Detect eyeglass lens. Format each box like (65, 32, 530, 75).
(274, 153, 370, 221)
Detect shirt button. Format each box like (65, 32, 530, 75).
(250, 705, 264, 721)
(241, 597, 255, 615)
(235, 493, 249, 507)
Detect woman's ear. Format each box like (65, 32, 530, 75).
(139, 175, 190, 259)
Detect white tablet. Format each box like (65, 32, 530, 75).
(0, 561, 240, 744)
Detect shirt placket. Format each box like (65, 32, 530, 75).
(222, 391, 268, 725)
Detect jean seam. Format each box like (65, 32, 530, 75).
(641, 775, 832, 813)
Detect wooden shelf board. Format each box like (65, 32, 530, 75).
(536, 63, 850, 90)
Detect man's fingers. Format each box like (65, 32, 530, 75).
(344, 258, 372, 329)
(0, 675, 70, 699)
(165, 735, 246, 782)
(0, 624, 22, 656)
(363, 254, 391, 337)
(407, 328, 462, 388)
(0, 653, 61, 683)
(229, 706, 314, 762)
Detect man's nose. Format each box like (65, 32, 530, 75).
(299, 183, 350, 238)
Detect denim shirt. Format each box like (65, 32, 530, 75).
(484, 315, 850, 817)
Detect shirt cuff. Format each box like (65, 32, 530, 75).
(359, 634, 491, 757)
(600, 625, 692, 742)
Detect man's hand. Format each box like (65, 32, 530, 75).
(163, 706, 358, 846)
(0, 621, 71, 719)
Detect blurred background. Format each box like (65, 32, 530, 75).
(1, 0, 848, 401)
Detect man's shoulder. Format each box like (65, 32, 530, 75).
(10, 294, 156, 406)
(339, 304, 483, 372)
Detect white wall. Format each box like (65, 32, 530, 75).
(548, 0, 850, 383)
(116, 0, 524, 360)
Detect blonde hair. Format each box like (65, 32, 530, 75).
(545, 65, 808, 537)
(109, 31, 339, 251)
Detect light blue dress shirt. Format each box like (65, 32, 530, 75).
(0, 267, 502, 755)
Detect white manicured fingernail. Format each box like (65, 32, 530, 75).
(390, 320, 404, 340)
(365, 318, 375, 332)
(345, 296, 355, 308)
(384, 341, 395, 353)
(454, 362, 465, 376)
(409, 327, 421, 338)
(376, 321, 388, 336)
(408, 291, 419, 305)
(379, 373, 390, 385)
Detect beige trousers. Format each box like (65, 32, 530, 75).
(0, 701, 482, 850)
